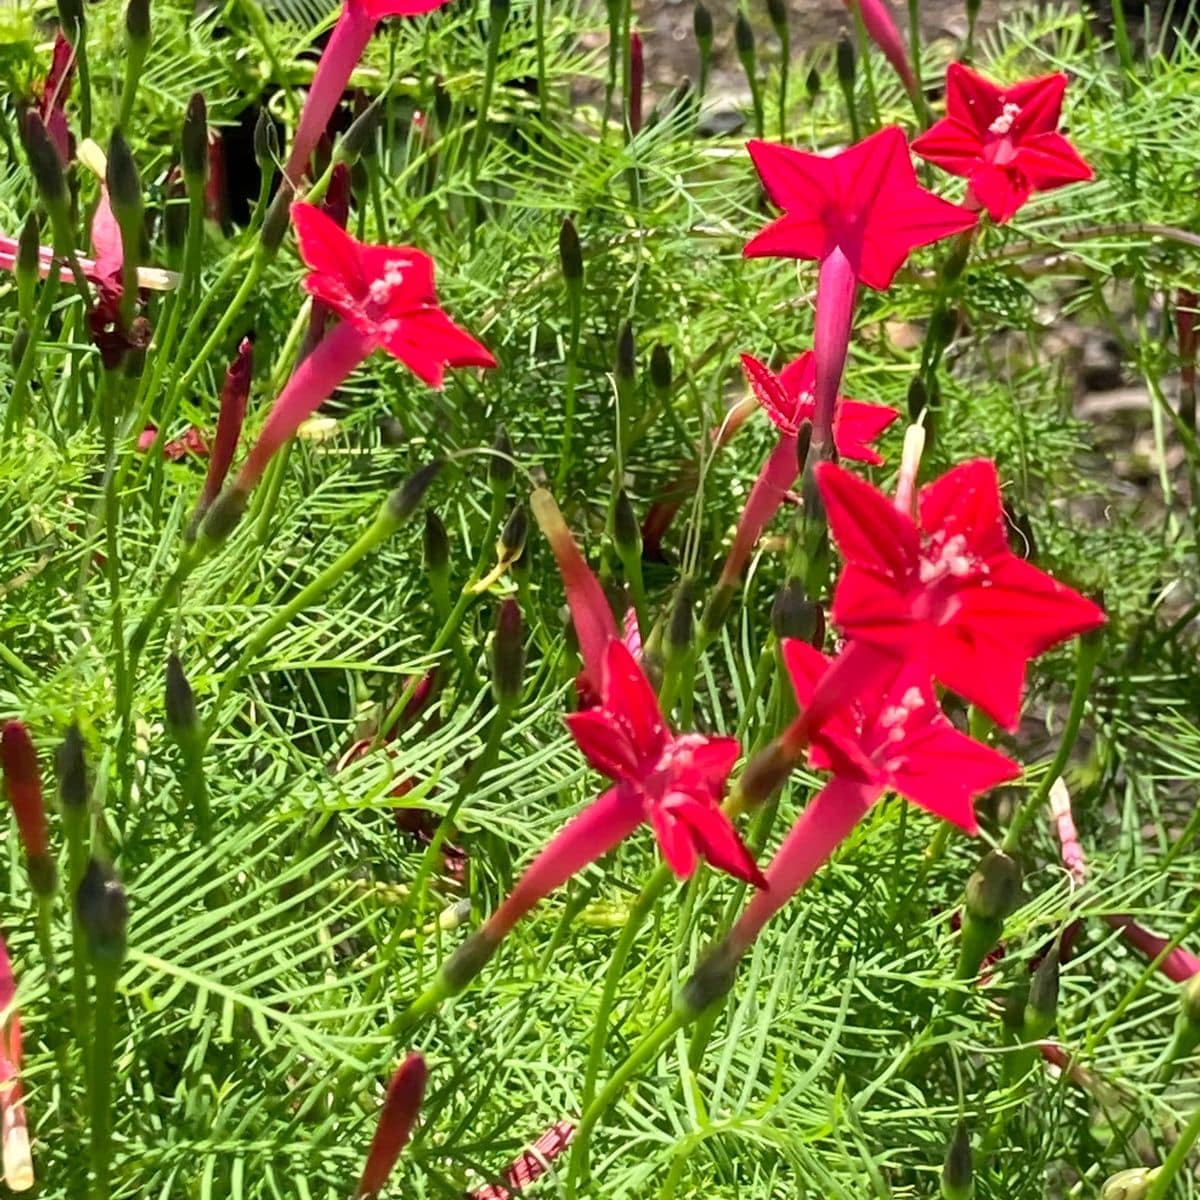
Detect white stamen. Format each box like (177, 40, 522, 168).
(988, 101, 1021, 136)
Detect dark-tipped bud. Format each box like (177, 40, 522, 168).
(836, 30, 855, 87)
(907, 375, 928, 422)
(259, 178, 295, 255)
(422, 509, 450, 576)
(388, 460, 445, 525)
(616, 320, 635, 382)
(693, 1, 713, 48)
(558, 216, 583, 285)
(16, 214, 39, 317)
(734, 11, 755, 57)
(928, 305, 958, 354)
(1001, 982, 1028, 1034)
(940, 1121, 973, 1200)
(771, 579, 823, 645)
(107, 128, 143, 224)
(489, 425, 515, 490)
(433, 77, 453, 130)
(335, 98, 381, 166)
(125, 0, 151, 47)
(667, 579, 695, 656)
(201, 485, 248, 545)
(650, 343, 672, 393)
(499, 503, 528, 562)
(254, 108, 278, 171)
(491, 598, 524, 705)
(76, 858, 128, 966)
(489, 0, 510, 19)
(964, 850, 1021, 923)
(613, 490, 641, 558)
(356, 1053, 428, 1199)
(1024, 945, 1060, 1039)
(11, 324, 30, 372)
(440, 927, 499, 994)
(165, 654, 199, 748)
(21, 111, 67, 210)
(678, 938, 738, 1018)
(56, 723, 88, 810)
(700, 582, 735, 638)
(805, 65, 821, 98)
(182, 93, 209, 185)
(766, 0, 786, 38)
(57, 0, 85, 36)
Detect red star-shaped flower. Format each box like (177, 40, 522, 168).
(817, 458, 1106, 729)
(717, 352, 898, 590)
(912, 63, 1093, 223)
(781, 640, 1020, 833)
(744, 125, 977, 290)
(565, 641, 762, 886)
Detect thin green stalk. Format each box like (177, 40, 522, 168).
(88, 963, 118, 1200)
(777, 23, 790, 140)
(555, 294, 583, 490)
(1145, 1101, 1200, 1200)
(1109, 0, 1136, 77)
(907, 0, 927, 127)
(468, 7, 507, 187)
(127, 540, 204, 668)
(64, 808, 91, 1049)
(7, 267, 62, 433)
(849, 4, 881, 131)
(252, 441, 294, 546)
(1001, 633, 1101, 854)
(535, 0, 548, 118)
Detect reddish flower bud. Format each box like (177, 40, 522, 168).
(192, 337, 253, 530)
(356, 1053, 428, 1199)
(0, 722, 54, 893)
(0, 935, 31, 1192)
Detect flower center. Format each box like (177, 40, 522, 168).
(366, 258, 413, 312)
(878, 686, 926, 747)
(987, 101, 1022, 137)
(918, 532, 986, 587)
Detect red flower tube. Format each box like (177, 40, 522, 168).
(0, 935, 31, 1192)
(195, 337, 254, 523)
(0, 723, 54, 894)
(1105, 916, 1200, 985)
(842, 0, 917, 101)
(355, 1052, 427, 1198)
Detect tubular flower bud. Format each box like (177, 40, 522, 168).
(0, 722, 54, 895)
(125, 0, 151, 50)
(771, 579, 822, 645)
(616, 320, 636, 382)
(15, 217, 39, 319)
(490, 425, 515, 491)
(965, 850, 1021, 924)
(836, 30, 855, 89)
(941, 1121, 972, 1200)
(76, 858, 129, 966)
(182, 93, 209, 185)
(21, 111, 68, 211)
(491, 598, 525, 705)
(558, 217, 583, 285)
(612, 490, 640, 558)
(164, 655, 200, 749)
(1024, 945, 1060, 1040)
(190, 338, 253, 533)
(388, 460, 446, 524)
(473, 504, 529, 593)
(355, 1053, 428, 1199)
(335, 98, 382, 167)
(666, 579, 695, 659)
(422, 509, 450, 577)
(0, 936, 31, 1193)
(649, 343, 671, 393)
(56, 724, 88, 810)
(254, 108, 278, 171)
(259, 179, 295, 256)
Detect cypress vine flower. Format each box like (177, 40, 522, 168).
(0, 722, 56, 896)
(355, 1053, 427, 1199)
(38, 33, 75, 165)
(286, 0, 452, 181)
(841, 0, 917, 100)
(0, 935, 32, 1192)
(912, 64, 1093, 223)
(744, 126, 975, 455)
(468, 1120, 575, 1199)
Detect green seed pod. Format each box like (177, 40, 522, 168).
(164, 654, 199, 747)
(489, 425, 515, 491)
(56, 723, 88, 810)
(125, 0, 150, 49)
(388, 460, 446, 524)
(334, 98, 381, 166)
(678, 938, 739, 1018)
(616, 320, 636, 381)
(182, 93, 209, 186)
(940, 1121, 973, 1200)
(650, 343, 672, 393)
(1024, 945, 1060, 1040)
(106, 128, 143, 227)
(613, 490, 641, 558)
(422, 508, 450, 577)
(734, 10, 755, 56)
(965, 850, 1021, 924)
(21, 111, 68, 211)
(259, 179, 295, 256)
(836, 30, 855, 88)
(76, 858, 128, 966)
(491, 597, 524, 705)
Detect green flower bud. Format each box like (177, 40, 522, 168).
(254, 108, 278, 171)
(616, 319, 636, 381)
(965, 850, 1021, 923)
(836, 30, 855, 88)
(76, 858, 128, 967)
(1182, 971, 1200, 1028)
(433, 77, 453, 130)
(440, 927, 499, 994)
(693, 1, 713, 48)
(650, 343, 672, 393)
(667, 579, 695, 656)
(21, 110, 68, 211)
(805, 65, 821, 98)
(734, 10, 755, 56)
(56, 723, 88, 811)
(489, 425, 515, 491)
(16, 214, 39, 319)
(700, 582, 736, 638)
(765, 0, 786, 39)
(907, 375, 928, 422)
(388, 460, 446, 524)
(1100, 1167, 1160, 1200)
(125, 0, 150, 49)
(182, 93, 209, 186)
(558, 216, 583, 286)
(771, 579, 823, 645)
(613, 489, 641, 557)
(1024, 944, 1060, 1040)
(678, 938, 739, 1018)
(422, 508, 450, 576)
(334, 98, 381, 166)
(491, 597, 524, 705)
(499, 503, 528, 562)
(106, 128, 143, 226)
(259, 179, 295, 256)
(940, 1121, 973, 1200)
(738, 737, 791, 806)
(165, 654, 200, 753)
(10, 324, 30, 373)
(200, 486, 248, 545)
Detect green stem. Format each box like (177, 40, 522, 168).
(252, 440, 293, 547)
(1001, 634, 1101, 854)
(468, 9, 506, 187)
(1145, 1101, 1200, 1200)
(555, 296, 582, 490)
(777, 25, 790, 141)
(127, 542, 204, 672)
(6, 266, 61, 433)
(64, 808, 92, 1051)
(88, 963, 118, 1200)
(535, 0, 548, 118)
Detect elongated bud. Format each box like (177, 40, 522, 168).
(10, 326, 29, 373)
(489, 425, 515, 492)
(940, 1121, 973, 1200)
(693, 1, 713, 49)
(260, 179, 295, 255)
(499, 503, 528, 561)
(356, 1053, 428, 1198)
(0, 722, 55, 896)
(965, 850, 1020, 923)
(771, 579, 822, 645)
(422, 509, 450, 577)
(182, 93, 208, 185)
(650, 343, 672, 394)
(200, 485, 249, 546)
(965, 0, 981, 28)
(836, 30, 855, 88)
(805, 65, 821, 98)
(1024, 945, 1060, 1039)
(766, 0, 786, 39)
(335, 98, 381, 166)
(629, 32, 644, 136)
(76, 858, 128, 966)
(616, 320, 635, 381)
(1001, 982, 1027, 1034)
(192, 338, 253, 532)
(1182, 972, 1200, 1028)
(431, 76, 452, 130)
(490, 0, 510, 18)
(165, 654, 200, 750)
(677, 938, 739, 1017)
(491, 598, 525, 705)
(125, 0, 150, 48)
(613, 490, 640, 558)
(388, 460, 446, 524)
(254, 109, 278, 171)
(549, 226, 578, 305)
(667, 579, 695, 658)
(21, 111, 67, 210)
(56, 724, 88, 810)
(15, 216, 39, 319)
(735, 11, 755, 58)
(1101, 1168, 1161, 1200)
(907, 375, 928, 422)
(700, 582, 735, 638)
(108, 128, 142, 222)
(57, 0, 85, 36)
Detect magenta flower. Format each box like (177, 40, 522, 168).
(229, 204, 495, 498)
(817, 458, 1106, 729)
(356, 1053, 427, 1199)
(745, 127, 975, 454)
(286, 0, 451, 181)
(719, 351, 898, 589)
(39, 33, 74, 166)
(468, 1120, 575, 1199)
(727, 639, 1018, 955)
(0, 934, 31, 1192)
(911, 63, 1093, 223)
